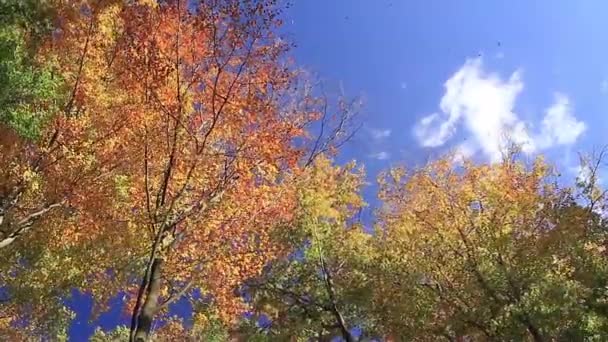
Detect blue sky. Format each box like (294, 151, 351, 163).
(70, 1, 608, 339)
(286, 0, 608, 210)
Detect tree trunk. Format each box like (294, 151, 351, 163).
(334, 308, 354, 342)
(319, 256, 354, 342)
(134, 257, 163, 342)
(526, 322, 543, 342)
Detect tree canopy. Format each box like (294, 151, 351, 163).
(1, 1, 607, 341)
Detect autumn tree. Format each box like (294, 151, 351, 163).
(0, 0, 152, 337)
(8, 1, 608, 341)
(374, 154, 608, 340)
(44, 0, 341, 340)
(0, 0, 64, 251)
(242, 156, 377, 341)
(1, 0, 360, 338)
(0, 0, 137, 250)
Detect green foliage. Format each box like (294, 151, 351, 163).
(0, 0, 64, 139)
(246, 157, 378, 340)
(91, 326, 131, 342)
(190, 315, 231, 342)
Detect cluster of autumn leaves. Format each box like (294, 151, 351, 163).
(1, 1, 608, 341)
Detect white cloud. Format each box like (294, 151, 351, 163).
(537, 93, 586, 148)
(413, 57, 586, 162)
(451, 141, 476, 164)
(369, 128, 391, 140)
(413, 112, 458, 147)
(413, 58, 532, 162)
(369, 151, 390, 160)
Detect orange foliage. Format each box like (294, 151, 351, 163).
(37, 0, 315, 336)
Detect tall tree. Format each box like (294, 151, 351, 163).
(244, 156, 375, 341)
(1, 0, 359, 338)
(52, 1, 324, 340)
(375, 154, 608, 340)
(0, 0, 150, 337)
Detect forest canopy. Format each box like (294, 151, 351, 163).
(1, 1, 607, 341)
